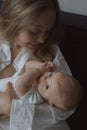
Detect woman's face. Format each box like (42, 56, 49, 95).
(15, 9, 56, 51)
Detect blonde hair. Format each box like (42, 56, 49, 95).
(0, 0, 63, 61)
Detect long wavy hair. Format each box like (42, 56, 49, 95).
(0, 0, 63, 61)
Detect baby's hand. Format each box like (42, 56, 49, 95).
(38, 61, 54, 74)
(25, 60, 54, 74)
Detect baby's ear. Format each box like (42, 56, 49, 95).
(48, 100, 53, 106)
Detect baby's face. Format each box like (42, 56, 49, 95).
(37, 71, 60, 105)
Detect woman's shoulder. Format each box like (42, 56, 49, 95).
(52, 44, 61, 59)
(0, 32, 3, 41)
(52, 43, 61, 52)
(0, 39, 9, 47)
(0, 32, 8, 44)
(52, 43, 59, 50)
(0, 42, 10, 53)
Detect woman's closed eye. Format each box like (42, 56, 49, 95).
(28, 28, 41, 35)
(28, 29, 38, 35)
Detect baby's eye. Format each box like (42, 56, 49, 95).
(48, 73, 52, 77)
(45, 85, 49, 90)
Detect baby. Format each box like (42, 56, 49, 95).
(0, 60, 82, 117)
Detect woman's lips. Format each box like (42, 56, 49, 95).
(26, 42, 40, 49)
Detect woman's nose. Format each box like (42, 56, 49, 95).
(36, 34, 47, 44)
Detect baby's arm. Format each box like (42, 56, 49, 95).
(25, 60, 54, 73)
(15, 68, 41, 97)
(16, 60, 54, 97)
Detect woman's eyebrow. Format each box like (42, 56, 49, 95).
(35, 24, 52, 31)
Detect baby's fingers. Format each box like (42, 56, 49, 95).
(47, 61, 54, 69)
(48, 62, 54, 67)
(41, 61, 54, 72)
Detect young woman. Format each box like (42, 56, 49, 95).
(0, 0, 72, 130)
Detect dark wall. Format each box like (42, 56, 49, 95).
(0, 0, 3, 7)
(60, 12, 87, 130)
(60, 26, 87, 87)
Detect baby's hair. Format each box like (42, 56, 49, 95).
(0, 0, 63, 61)
(53, 73, 83, 110)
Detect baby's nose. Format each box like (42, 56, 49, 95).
(40, 75, 47, 82)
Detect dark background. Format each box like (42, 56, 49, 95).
(60, 12, 87, 130)
(0, 1, 87, 130)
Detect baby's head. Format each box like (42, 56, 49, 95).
(37, 72, 82, 110)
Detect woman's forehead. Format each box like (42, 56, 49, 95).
(31, 9, 56, 30)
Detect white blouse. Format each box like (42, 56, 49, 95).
(0, 41, 72, 130)
(10, 87, 74, 130)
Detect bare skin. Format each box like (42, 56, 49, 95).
(0, 82, 15, 119)
(16, 60, 54, 97)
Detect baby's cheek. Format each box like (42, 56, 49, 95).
(37, 84, 43, 94)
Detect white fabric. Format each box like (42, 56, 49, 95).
(0, 41, 72, 130)
(0, 42, 11, 71)
(10, 85, 74, 130)
(53, 45, 72, 75)
(20, 86, 43, 104)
